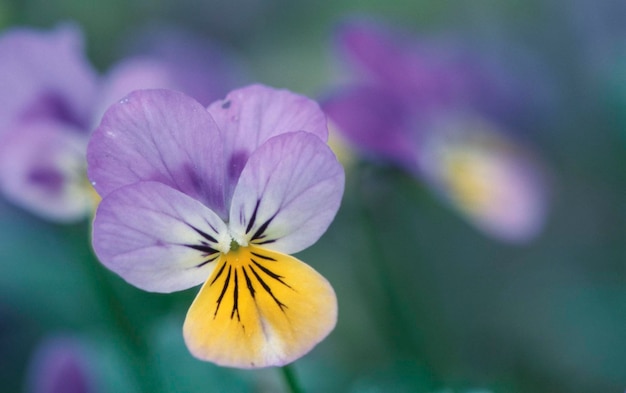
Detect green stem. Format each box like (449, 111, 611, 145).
(280, 364, 304, 393)
(355, 163, 442, 390)
(355, 165, 420, 357)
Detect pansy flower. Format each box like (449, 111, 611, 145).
(323, 20, 549, 243)
(0, 24, 238, 222)
(87, 84, 344, 368)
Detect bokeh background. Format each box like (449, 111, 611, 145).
(1, 0, 626, 392)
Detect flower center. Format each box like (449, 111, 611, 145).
(230, 238, 240, 252)
(443, 155, 486, 209)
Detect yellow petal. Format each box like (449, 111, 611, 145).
(183, 245, 337, 368)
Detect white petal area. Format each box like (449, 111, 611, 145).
(229, 131, 345, 254)
(92, 181, 231, 293)
(207, 84, 329, 203)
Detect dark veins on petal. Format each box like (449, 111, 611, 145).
(231, 269, 241, 321)
(184, 224, 220, 268)
(210, 251, 294, 328)
(244, 200, 278, 245)
(214, 265, 232, 317)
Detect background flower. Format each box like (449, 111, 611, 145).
(24, 336, 96, 393)
(323, 19, 550, 243)
(0, 25, 98, 222)
(0, 24, 242, 222)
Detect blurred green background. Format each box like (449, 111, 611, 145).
(1, 0, 626, 392)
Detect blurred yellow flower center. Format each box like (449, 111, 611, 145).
(442, 150, 494, 213)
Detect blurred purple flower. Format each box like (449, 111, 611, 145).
(323, 20, 549, 243)
(25, 336, 95, 393)
(0, 25, 98, 222)
(87, 85, 344, 368)
(0, 24, 240, 222)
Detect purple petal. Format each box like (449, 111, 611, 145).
(337, 20, 412, 85)
(93, 181, 230, 292)
(229, 131, 344, 254)
(0, 24, 98, 134)
(322, 85, 417, 167)
(26, 336, 95, 393)
(0, 121, 92, 222)
(92, 57, 184, 128)
(93, 29, 242, 126)
(207, 84, 329, 204)
(87, 89, 227, 217)
(456, 49, 558, 130)
(122, 27, 243, 106)
(336, 20, 481, 108)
